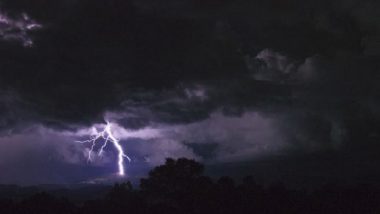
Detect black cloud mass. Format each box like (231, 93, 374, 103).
(0, 0, 379, 184)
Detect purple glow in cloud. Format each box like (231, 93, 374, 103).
(0, 10, 42, 47)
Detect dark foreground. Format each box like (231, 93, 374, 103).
(1, 158, 380, 214)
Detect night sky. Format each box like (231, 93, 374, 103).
(0, 0, 379, 186)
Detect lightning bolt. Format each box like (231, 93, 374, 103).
(76, 122, 130, 176)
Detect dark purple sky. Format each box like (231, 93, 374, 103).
(0, 0, 379, 185)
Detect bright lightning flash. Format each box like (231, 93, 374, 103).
(76, 122, 130, 176)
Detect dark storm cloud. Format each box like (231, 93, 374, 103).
(0, 0, 375, 123)
(0, 6, 247, 129)
(0, 0, 379, 178)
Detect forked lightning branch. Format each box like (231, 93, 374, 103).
(76, 122, 130, 176)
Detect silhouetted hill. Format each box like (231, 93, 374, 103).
(0, 184, 112, 202)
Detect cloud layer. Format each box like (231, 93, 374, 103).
(0, 0, 378, 184)
(0, 9, 41, 46)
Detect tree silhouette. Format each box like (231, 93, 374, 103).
(1, 158, 380, 214)
(140, 158, 209, 213)
(140, 158, 204, 195)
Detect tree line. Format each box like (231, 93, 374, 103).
(1, 158, 380, 214)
